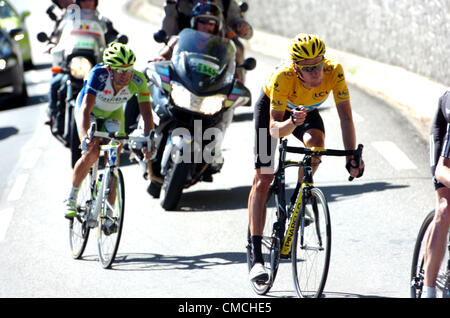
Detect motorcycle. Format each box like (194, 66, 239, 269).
(37, 9, 127, 167)
(132, 28, 256, 210)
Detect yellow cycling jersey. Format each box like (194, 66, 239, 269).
(263, 59, 350, 112)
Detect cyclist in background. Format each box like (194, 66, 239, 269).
(425, 90, 450, 297)
(247, 33, 365, 283)
(64, 42, 154, 218)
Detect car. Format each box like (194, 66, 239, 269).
(0, 0, 32, 69)
(0, 26, 27, 106)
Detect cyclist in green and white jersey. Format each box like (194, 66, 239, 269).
(64, 42, 154, 218)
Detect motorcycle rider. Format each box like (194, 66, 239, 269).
(155, 1, 224, 61)
(160, 0, 252, 81)
(46, 0, 122, 130)
(64, 42, 155, 218)
(46, 0, 74, 43)
(143, 1, 241, 199)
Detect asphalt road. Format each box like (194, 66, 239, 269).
(0, 0, 435, 301)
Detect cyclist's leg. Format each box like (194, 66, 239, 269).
(65, 106, 101, 217)
(248, 90, 275, 281)
(290, 110, 325, 203)
(423, 186, 450, 296)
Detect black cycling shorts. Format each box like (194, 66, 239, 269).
(253, 90, 325, 169)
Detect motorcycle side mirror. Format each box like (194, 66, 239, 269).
(116, 34, 128, 44)
(241, 57, 256, 71)
(153, 29, 168, 44)
(239, 2, 248, 13)
(37, 32, 49, 43)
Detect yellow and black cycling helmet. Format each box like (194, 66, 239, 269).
(289, 33, 326, 63)
(103, 42, 136, 70)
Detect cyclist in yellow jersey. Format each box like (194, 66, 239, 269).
(248, 33, 365, 282)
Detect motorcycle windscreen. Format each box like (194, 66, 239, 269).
(57, 9, 107, 56)
(171, 29, 236, 94)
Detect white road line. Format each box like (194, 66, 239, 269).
(0, 208, 14, 242)
(352, 110, 364, 123)
(372, 141, 417, 170)
(7, 174, 30, 202)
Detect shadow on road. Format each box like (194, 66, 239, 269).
(0, 127, 19, 141)
(110, 251, 247, 271)
(174, 181, 408, 212)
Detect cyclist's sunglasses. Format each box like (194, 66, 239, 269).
(197, 18, 217, 25)
(113, 68, 133, 74)
(295, 60, 325, 72)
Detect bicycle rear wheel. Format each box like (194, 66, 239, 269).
(246, 190, 282, 295)
(97, 168, 125, 269)
(410, 210, 449, 298)
(292, 187, 331, 298)
(69, 171, 93, 259)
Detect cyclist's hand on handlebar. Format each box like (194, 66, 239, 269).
(81, 135, 96, 155)
(142, 146, 156, 160)
(346, 158, 365, 179)
(291, 107, 307, 126)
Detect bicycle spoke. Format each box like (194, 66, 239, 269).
(69, 173, 92, 259)
(97, 170, 125, 269)
(292, 188, 331, 298)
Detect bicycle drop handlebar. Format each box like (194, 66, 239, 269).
(83, 122, 155, 154)
(284, 142, 364, 181)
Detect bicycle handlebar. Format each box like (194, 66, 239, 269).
(283, 141, 364, 182)
(82, 122, 155, 154)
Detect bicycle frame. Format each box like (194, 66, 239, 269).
(274, 138, 363, 257)
(84, 122, 152, 227)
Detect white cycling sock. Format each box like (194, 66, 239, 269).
(422, 286, 437, 298)
(69, 186, 79, 201)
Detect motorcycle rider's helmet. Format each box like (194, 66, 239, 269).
(289, 33, 326, 63)
(51, 0, 74, 9)
(190, 1, 224, 36)
(75, 0, 98, 7)
(103, 42, 136, 70)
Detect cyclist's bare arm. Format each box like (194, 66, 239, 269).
(335, 100, 356, 153)
(137, 100, 155, 159)
(435, 156, 450, 188)
(269, 108, 306, 138)
(137, 100, 154, 136)
(79, 93, 97, 140)
(335, 100, 364, 177)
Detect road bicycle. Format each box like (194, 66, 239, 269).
(68, 121, 153, 269)
(246, 138, 363, 297)
(410, 210, 450, 298)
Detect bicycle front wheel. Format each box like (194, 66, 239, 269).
(69, 171, 92, 259)
(97, 168, 125, 269)
(292, 187, 331, 298)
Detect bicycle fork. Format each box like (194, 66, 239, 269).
(88, 168, 110, 228)
(280, 183, 311, 257)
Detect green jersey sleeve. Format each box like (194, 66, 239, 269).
(129, 70, 151, 103)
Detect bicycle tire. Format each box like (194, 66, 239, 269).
(292, 187, 331, 298)
(409, 210, 450, 298)
(246, 189, 282, 295)
(97, 168, 125, 269)
(69, 170, 93, 259)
